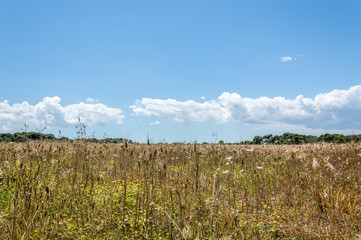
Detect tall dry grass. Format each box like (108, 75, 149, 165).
(0, 141, 360, 239)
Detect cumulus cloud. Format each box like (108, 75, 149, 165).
(85, 97, 98, 104)
(0, 97, 124, 132)
(131, 85, 361, 130)
(279, 56, 293, 62)
(149, 121, 160, 126)
(131, 98, 230, 124)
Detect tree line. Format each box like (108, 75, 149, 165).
(246, 132, 361, 145)
(0, 132, 131, 144)
(1, 131, 361, 144)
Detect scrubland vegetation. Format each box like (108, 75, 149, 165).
(1, 141, 361, 239)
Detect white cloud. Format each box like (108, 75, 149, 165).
(85, 97, 98, 104)
(131, 85, 361, 130)
(279, 56, 293, 62)
(149, 121, 160, 126)
(0, 97, 124, 132)
(131, 98, 230, 124)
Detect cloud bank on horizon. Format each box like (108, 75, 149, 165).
(1, 86, 361, 133)
(0, 97, 124, 132)
(132, 85, 361, 130)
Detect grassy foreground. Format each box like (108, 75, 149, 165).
(0, 141, 360, 239)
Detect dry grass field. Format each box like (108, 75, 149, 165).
(0, 141, 360, 239)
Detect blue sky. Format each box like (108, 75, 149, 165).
(1, 1, 361, 142)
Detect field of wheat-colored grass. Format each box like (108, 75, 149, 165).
(0, 141, 360, 239)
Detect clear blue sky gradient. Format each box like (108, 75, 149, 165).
(1, 1, 361, 142)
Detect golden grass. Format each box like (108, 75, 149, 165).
(0, 141, 361, 239)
